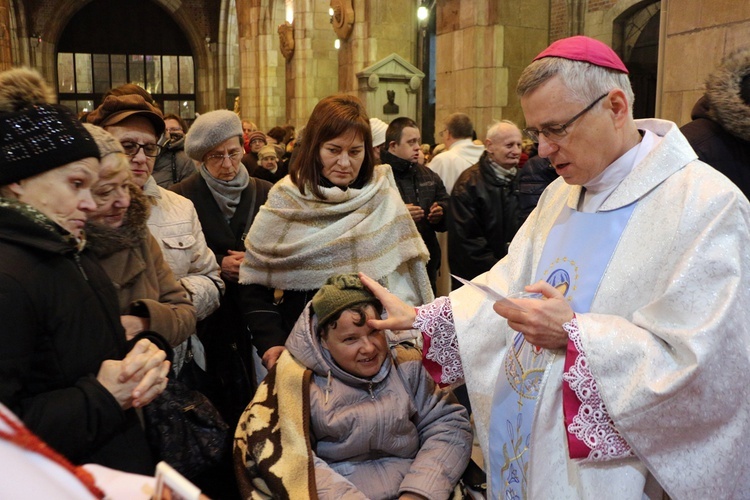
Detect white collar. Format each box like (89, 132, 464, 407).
(579, 129, 660, 212)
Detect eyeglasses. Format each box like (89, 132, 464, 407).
(121, 141, 162, 157)
(522, 92, 609, 143)
(205, 151, 243, 166)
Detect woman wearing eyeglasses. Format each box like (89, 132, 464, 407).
(173, 110, 273, 425)
(87, 91, 224, 379)
(239, 94, 434, 370)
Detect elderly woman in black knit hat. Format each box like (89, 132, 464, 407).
(0, 68, 170, 474)
(172, 110, 273, 423)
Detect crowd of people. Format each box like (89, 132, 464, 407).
(1, 34, 750, 500)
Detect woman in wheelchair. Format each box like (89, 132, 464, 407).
(235, 273, 472, 499)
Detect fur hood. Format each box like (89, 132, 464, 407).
(0, 67, 55, 113)
(705, 47, 750, 142)
(85, 185, 151, 258)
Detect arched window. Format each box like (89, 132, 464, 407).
(56, 0, 195, 120)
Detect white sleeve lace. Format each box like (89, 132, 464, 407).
(414, 297, 464, 386)
(561, 317, 634, 461)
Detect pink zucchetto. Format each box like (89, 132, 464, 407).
(533, 36, 629, 74)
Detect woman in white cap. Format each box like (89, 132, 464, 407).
(0, 68, 169, 475)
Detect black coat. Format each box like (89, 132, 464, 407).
(382, 150, 449, 290)
(0, 205, 154, 473)
(448, 152, 522, 286)
(517, 155, 559, 223)
(680, 96, 750, 198)
(170, 173, 278, 353)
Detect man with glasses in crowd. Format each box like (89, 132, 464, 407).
(153, 113, 195, 188)
(365, 35, 750, 499)
(86, 91, 224, 380)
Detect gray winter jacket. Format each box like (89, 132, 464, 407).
(285, 303, 472, 500)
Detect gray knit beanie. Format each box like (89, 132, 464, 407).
(185, 109, 243, 162)
(312, 273, 379, 327)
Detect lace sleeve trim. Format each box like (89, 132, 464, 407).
(414, 296, 463, 385)
(561, 317, 634, 461)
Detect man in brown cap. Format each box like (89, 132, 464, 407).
(87, 88, 224, 375)
(364, 35, 750, 499)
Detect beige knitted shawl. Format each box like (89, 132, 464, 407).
(240, 164, 433, 305)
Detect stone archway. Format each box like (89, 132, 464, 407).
(27, 0, 220, 111)
(612, 1, 660, 119)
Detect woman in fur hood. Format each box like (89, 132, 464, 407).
(84, 124, 196, 347)
(680, 47, 750, 197)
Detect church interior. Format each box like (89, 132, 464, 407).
(0, 0, 747, 144)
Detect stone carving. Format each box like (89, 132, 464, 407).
(278, 22, 294, 60)
(383, 90, 399, 114)
(330, 0, 354, 40)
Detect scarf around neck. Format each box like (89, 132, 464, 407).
(240, 164, 431, 301)
(85, 186, 150, 258)
(200, 163, 250, 220)
(0, 196, 86, 252)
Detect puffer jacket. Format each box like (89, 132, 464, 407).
(152, 135, 196, 188)
(143, 176, 223, 371)
(285, 302, 472, 500)
(86, 187, 196, 347)
(143, 176, 224, 321)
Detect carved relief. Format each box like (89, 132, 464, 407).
(330, 0, 354, 40)
(278, 22, 294, 60)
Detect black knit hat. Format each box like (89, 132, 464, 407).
(312, 273, 379, 327)
(0, 68, 100, 185)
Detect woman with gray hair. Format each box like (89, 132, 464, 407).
(173, 109, 273, 423)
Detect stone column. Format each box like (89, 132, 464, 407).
(434, 0, 549, 139)
(658, 0, 750, 125)
(238, 0, 287, 130)
(284, 0, 338, 128)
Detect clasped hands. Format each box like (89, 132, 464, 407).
(406, 202, 443, 224)
(359, 273, 573, 351)
(97, 338, 170, 410)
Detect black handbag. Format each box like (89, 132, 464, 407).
(142, 374, 231, 479)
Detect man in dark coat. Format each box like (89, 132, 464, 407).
(681, 47, 750, 198)
(380, 117, 450, 293)
(448, 120, 523, 288)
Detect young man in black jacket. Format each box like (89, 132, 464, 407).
(380, 117, 449, 293)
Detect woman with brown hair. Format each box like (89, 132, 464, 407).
(240, 94, 433, 368)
